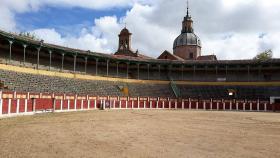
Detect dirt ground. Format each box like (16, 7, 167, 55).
(0, 110, 280, 158)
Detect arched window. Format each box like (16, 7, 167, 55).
(189, 53, 194, 59)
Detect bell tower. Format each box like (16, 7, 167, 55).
(115, 27, 136, 56)
(118, 27, 132, 52)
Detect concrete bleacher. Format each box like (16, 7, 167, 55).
(0, 65, 279, 99)
(0, 68, 174, 97)
(178, 85, 279, 100)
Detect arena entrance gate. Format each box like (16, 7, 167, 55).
(270, 97, 280, 112)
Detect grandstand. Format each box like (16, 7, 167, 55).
(0, 7, 280, 117)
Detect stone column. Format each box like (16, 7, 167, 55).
(247, 65, 250, 82)
(137, 63, 140, 80)
(126, 62, 129, 79)
(61, 53, 65, 71)
(73, 54, 77, 73)
(147, 64, 150, 80)
(36, 47, 41, 69)
(258, 65, 261, 81)
(181, 65, 184, 80)
(49, 50, 52, 70)
(116, 61, 119, 77)
(84, 56, 88, 73)
(193, 65, 196, 80)
(158, 64, 161, 80)
(22, 44, 27, 66)
(9, 40, 13, 63)
(215, 65, 218, 80)
(107, 59, 110, 76)
(225, 65, 228, 80)
(95, 58, 99, 75)
(37, 41, 43, 69)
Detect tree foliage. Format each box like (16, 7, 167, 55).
(18, 32, 38, 40)
(254, 49, 273, 61)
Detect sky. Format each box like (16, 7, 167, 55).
(0, 0, 279, 60)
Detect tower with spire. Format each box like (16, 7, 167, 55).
(115, 26, 135, 56)
(182, 1, 194, 33)
(173, 1, 202, 60)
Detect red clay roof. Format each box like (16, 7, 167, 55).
(197, 55, 217, 61)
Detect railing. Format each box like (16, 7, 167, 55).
(170, 79, 181, 98)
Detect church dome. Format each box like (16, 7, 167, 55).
(120, 27, 131, 35)
(173, 33, 201, 49)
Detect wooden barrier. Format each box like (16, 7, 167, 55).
(0, 91, 277, 118)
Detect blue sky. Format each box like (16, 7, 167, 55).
(0, 0, 279, 59)
(15, 6, 128, 36)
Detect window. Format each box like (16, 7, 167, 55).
(180, 38, 183, 44)
(189, 53, 194, 59)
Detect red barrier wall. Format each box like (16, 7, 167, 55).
(259, 103, 264, 111)
(252, 103, 258, 110)
(113, 100, 119, 108)
(267, 104, 272, 111)
(163, 101, 169, 109)
(19, 99, 26, 113)
(225, 102, 230, 110)
(184, 101, 189, 109)
(76, 100, 82, 109)
(274, 103, 280, 111)
(126, 101, 132, 108)
(205, 102, 210, 110)
(158, 101, 163, 108)
(177, 102, 182, 109)
(27, 100, 33, 112)
(191, 102, 196, 109)
(55, 100, 61, 110)
(2, 99, 9, 114)
(218, 103, 223, 110)
(212, 102, 218, 110)
(245, 103, 250, 110)
(62, 100, 68, 110)
(151, 101, 156, 108)
(69, 100, 74, 109)
(139, 101, 144, 108)
(133, 101, 138, 108)
(170, 102, 176, 109)
(1, 90, 276, 116)
(89, 100, 95, 109)
(10, 99, 17, 113)
(232, 102, 237, 110)
(120, 100, 126, 108)
(36, 99, 53, 111)
(198, 102, 203, 109)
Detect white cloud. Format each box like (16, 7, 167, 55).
(32, 28, 65, 45)
(0, 0, 280, 59)
(0, 7, 17, 31)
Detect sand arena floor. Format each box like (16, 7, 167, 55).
(0, 110, 280, 158)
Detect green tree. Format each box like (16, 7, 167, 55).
(254, 49, 273, 61)
(19, 32, 38, 40)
